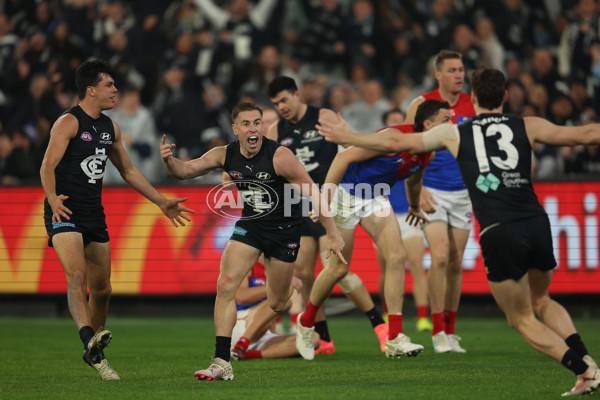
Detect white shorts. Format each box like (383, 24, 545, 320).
(396, 213, 424, 240)
(423, 187, 473, 231)
(231, 308, 278, 350)
(331, 186, 391, 230)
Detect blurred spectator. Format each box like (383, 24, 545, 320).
(475, 16, 505, 72)
(419, 0, 455, 57)
(504, 80, 527, 116)
(387, 33, 424, 86)
(294, 0, 348, 81)
(238, 45, 282, 105)
(567, 144, 600, 174)
(449, 23, 481, 90)
(531, 47, 563, 97)
(558, 0, 600, 80)
(104, 87, 161, 184)
(301, 75, 327, 108)
(342, 79, 390, 132)
(6, 73, 62, 147)
(0, 130, 37, 185)
(153, 67, 225, 160)
(193, 0, 279, 63)
(345, 0, 388, 80)
(381, 108, 405, 126)
(325, 81, 353, 113)
(527, 83, 550, 118)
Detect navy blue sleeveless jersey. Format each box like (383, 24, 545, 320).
(455, 113, 546, 231)
(224, 138, 301, 227)
(277, 106, 338, 186)
(45, 105, 115, 212)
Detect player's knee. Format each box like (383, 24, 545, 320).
(338, 272, 363, 293)
(328, 263, 350, 281)
(90, 283, 112, 303)
(216, 274, 237, 297)
(530, 294, 550, 316)
(430, 253, 449, 269)
(269, 297, 288, 314)
(294, 265, 315, 284)
(67, 270, 87, 288)
(382, 253, 406, 271)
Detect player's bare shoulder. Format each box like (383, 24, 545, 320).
(51, 113, 79, 139)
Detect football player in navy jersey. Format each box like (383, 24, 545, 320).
(40, 59, 193, 380)
(318, 67, 600, 396)
(161, 102, 345, 380)
(267, 76, 387, 355)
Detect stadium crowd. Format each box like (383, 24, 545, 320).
(1, 0, 600, 185)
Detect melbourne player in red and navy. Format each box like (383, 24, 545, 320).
(295, 100, 452, 361)
(404, 50, 476, 354)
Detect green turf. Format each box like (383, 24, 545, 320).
(1, 316, 598, 399)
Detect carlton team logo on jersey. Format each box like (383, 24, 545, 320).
(80, 132, 92, 141)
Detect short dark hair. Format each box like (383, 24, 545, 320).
(434, 50, 462, 71)
(231, 102, 263, 123)
(471, 67, 506, 110)
(414, 100, 450, 132)
(382, 108, 405, 125)
(75, 59, 115, 100)
(267, 76, 298, 98)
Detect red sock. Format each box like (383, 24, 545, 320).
(244, 350, 262, 359)
(276, 316, 282, 323)
(444, 310, 457, 335)
(431, 312, 444, 335)
(388, 314, 403, 340)
(417, 306, 428, 319)
(299, 302, 320, 328)
(382, 302, 388, 314)
(235, 336, 250, 351)
(290, 312, 299, 326)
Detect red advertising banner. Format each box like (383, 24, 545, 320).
(0, 183, 598, 294)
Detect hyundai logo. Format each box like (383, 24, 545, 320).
(256, 172, 271, 180)
(101, 133, 111, 141)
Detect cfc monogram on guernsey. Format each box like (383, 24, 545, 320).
(224, 138, 301, 227)
(455, 113, 546, 231)
(52, 105, 115, 211)
(277, 106, 338, 186)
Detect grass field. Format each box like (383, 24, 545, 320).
(1, 316, 599, 400)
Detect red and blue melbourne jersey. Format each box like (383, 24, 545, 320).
(340, 124, 432, 199)
(422, 90, 475, 191)
(236, 262, 267, 311)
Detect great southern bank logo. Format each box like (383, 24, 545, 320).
(207, 180, 278, 220)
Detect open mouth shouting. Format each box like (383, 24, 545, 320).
(248, 135, 260, 149)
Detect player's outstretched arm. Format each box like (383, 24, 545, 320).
(160, 134, 227, 179)
(525, 117, 600, 147)
(273, 147, 347, 264)
(110, 126, 194, 227)
(317, 112, 424, 153)
(322, 146, 387, 204)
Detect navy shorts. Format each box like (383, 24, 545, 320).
(300, 216, 326, 239)
(480, 214, 556, 282)
(230, 220, 301, 263)
(43, 202, 109, 247)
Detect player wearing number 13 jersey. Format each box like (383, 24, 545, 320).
(317, 67, 600, 397)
